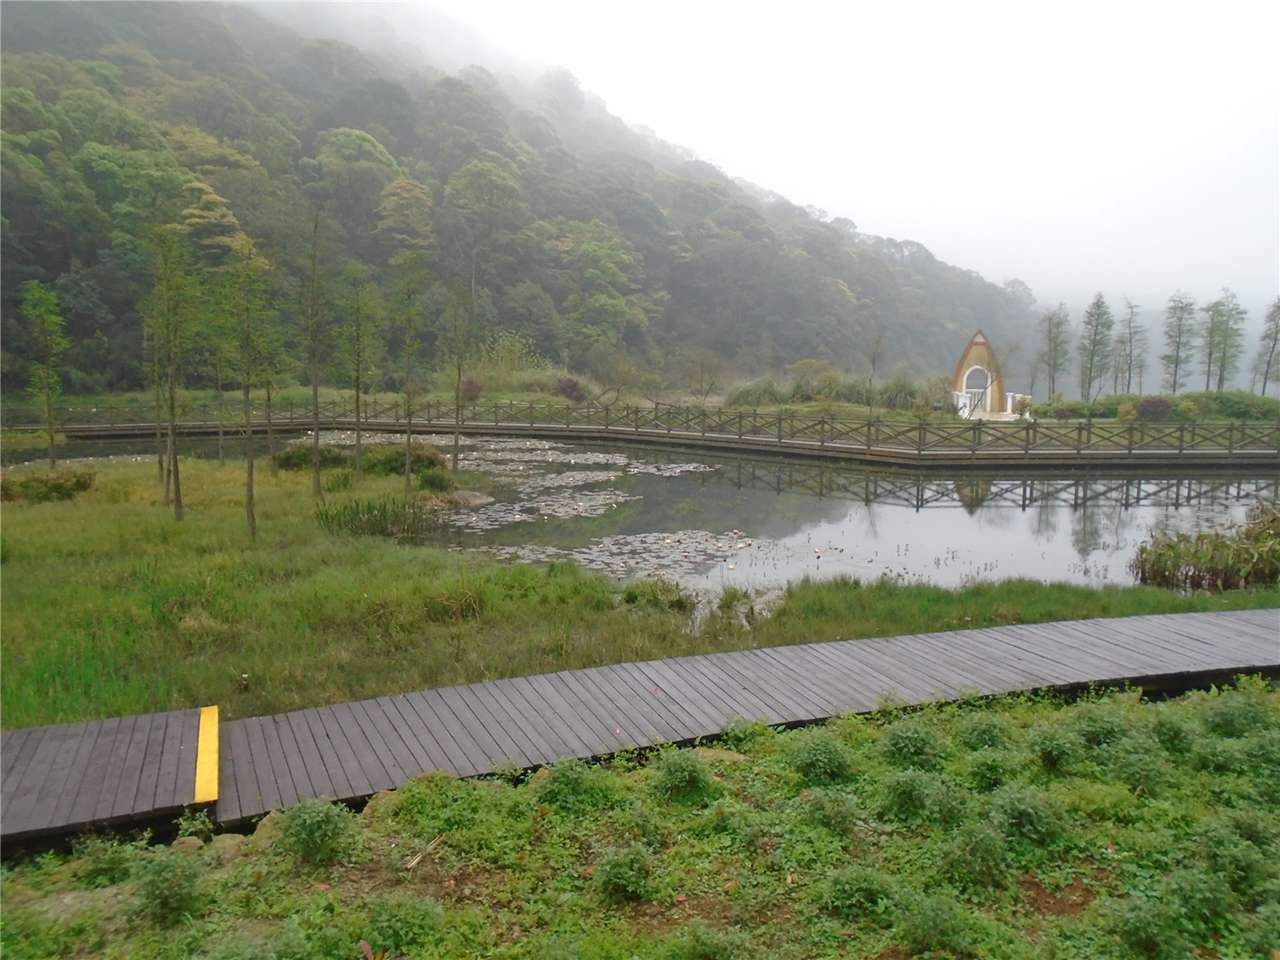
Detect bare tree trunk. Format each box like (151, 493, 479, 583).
(167, 361, 183, 521)
(154, 377, 165, 490)
(216, 362, 225, 467)
(311, 372, 321, 496)
(452, 356, 462, 472)
(44, 391, 56, 470)
(308, 210, 322, 498)
(244, 380, 256, 540)
(354, 379, 363, 482)
(403, 386, 414, 498)
(266, 381, 277, 478)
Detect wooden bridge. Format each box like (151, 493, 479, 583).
(3, 609, 1276, 845)
(5, 400, 1279, 468)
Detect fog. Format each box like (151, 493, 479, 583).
(333, 0, 1278, 325)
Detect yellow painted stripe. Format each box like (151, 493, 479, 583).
(193, 705, 219, 804)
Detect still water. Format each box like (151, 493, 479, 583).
(8, 433, 1275, 590)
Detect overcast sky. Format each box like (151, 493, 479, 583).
(416, 0, 1278, 321)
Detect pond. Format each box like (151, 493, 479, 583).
(7, 432, 1275, 591)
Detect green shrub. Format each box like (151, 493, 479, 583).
(1242, 902, 1280, 958)
(1200, 819, 1274, 898)
(1202, 688, 1271, 738)
(725, 378, 785, 407)
(0, 469, 95, 503)
(1150, 709, 1194, 755)
(966, 748, 1016, 791)
(134, 848, 200, 926)
(1132, 508, 1280, 590)
(652, 749, 714, 804)
(878, 770, 964, 825)
(176, 809, 215, 842)
(538, 759, 619, 815)
(361, 443, 444, 476)
(1063, 780, 1140, 823)
(1108, 892, 1187, 959)
(1105, 736, 1169, 796)
(881, 717, 942, 769)
(940, 821, 1008, 889)
(1027, 724, 1080, 772)
(1067, 701, 1126, 747)
(1162, 868, 1233, 940)
(989, 785, 1065, 847)
(73, 833, 146, 887)
(1190, 737, 1247, 773)
(622, 579, 695, 613)
(276, 798, 358, 865)
(612, 803, 666, 849)
(322, 469, 353, 493)
(815, 864, 897, 924)
(895, 893, 977, 957)
(955, 712, 1012, 750)
(416, 466, 454, 493)
(365, 897, 444, 955)
(664, 921, 755, 960)
(273, 445, 348, 471)
(804, 789, 862, 837)
(596, 844, 653, 902)
(314, 496, 442, 539)
(787, 729, 856, 784)
(718, 718, 772, 750)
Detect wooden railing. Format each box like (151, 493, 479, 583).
(4, 399, 1278, 459)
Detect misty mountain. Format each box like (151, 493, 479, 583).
(1, 0, 1038, 393)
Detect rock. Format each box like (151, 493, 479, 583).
(171, 836, 205, 856)
(450, 490, 495, 509)
(245, 810, 282, 853)
(692, 747, 750, 765)
(209, 833, 246, 864)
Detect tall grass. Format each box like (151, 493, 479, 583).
(2, 460, 1276, 728)
(1132, 507, 1280, 590)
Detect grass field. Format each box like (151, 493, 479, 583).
(2, 458, 1277, 729)
(2, 681, 1277, 959)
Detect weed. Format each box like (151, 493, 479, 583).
(787, 729, 856, 784)
(134, 848, 200, 926)
(879, 770, 965, 825)
(652, 749, 715, 804)
(276, 798, 358, 865)
(815, 864, 897, 924)
(665, 920, 755, 960)
(315, 496, 443, 539)
(965, 747, 1016, 791)
(1027, 724, 1081, 772)
(989, 785, 1065, 847)
(1105, 736, 1169, 796)
(939, 821, 1008, 889)
(718, 719, 772, 750)
(364, 897, 444, 956)
(804, 789, 862, 837)
(273, 445, 348, 471)
(1150, 708, 1194, 755)
(538, 759, 619, 815)
(1202, 686, 1271, 738)
(1132, 506, 1280, 590)
(881, 717, 942, 769)
(73, 833, 147, 887)
(622, 579, 695, 613)
(1189, 737, 1247, 773)
(360, 443, 445, 476)
(1066, 701, 1126, 748)
(416, 466, 454, 493)
(595, 844, 653, 902)
(955, 711, 1012, 750)
(1062, 780, 1139, 823)
(895, 893, 978, 958)
(323, 469, 353, 493)
(176, 809, 215, 842)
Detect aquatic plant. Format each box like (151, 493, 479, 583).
(1131, 506, 1280, 590)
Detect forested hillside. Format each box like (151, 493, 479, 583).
(0, 1, 1038, 394)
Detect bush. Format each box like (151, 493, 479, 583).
(416, 466, 454, 493)
(815, 864, 897, 924)
(538, 759, 619, 814)
(73, 834, 144, 887)
(989, 785, 1064, 847)
(664, 921, 755, 960)
(895, 894, 977, 957)
(0, 469, 95, 503)
(878, 770, 964, 825)
(1108, 893, 1187, 959)
(273, 445, 348, 471)
(652, 749, 714, 804)
(1027, 724, 1080, 772)
(276, 798, 358, 865)
(1105, 737, 1170, 796)
(176, 809, 215, 842)
(955, 712, 1012, 750)
(1173, 398, 1203, 422)
(1189, 737, 1247, 773)
(804, 789, 861, 837)
(718, 718, 772, 750)
(622, 579, 695, 613)
(557, 377, 587, 402)
(966, 748, 1016, 791)
(459, 377, 482, 402)
(725, 378, 784, 407)
(1067, 701, 1126, 747)
(1131, 508, 1280, 590)
(134, 848, 200, 926)
(362, 443, 444, 476)
(881, 717, 942, 769)
(1136, 395, 1172, 421)
(1150, 709, 1194, 756)
(1202, 688, 1271, 738)
(787, 730, 855, 784)
(1242, 902, 1280, 957)
(940, 821, 1008, 889)
(596, 844, 653, 902)
(365, 897, 444, 956)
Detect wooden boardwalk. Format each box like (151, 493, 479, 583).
(3, 610, 1277, 841)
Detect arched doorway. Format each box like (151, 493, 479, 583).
(952, 331, 1006, 418)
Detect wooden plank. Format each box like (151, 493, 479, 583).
(401, 691, 474, 775)
(6, 722, 83, 835)
(277, 713, 324, 800)
(608, 661, 705, 735)
(488, 677, 589, 758)
(708, 650, 826, 720)
(66, 716, 120, 829)
(554, 670, 646, 749)
(223, 721, 261, 823)
(414, 688, 496, 774)
(48, 721, 106, 833)
(369, 696, 435, 776)
(436, 685, 517, 768)
(153, 711, 187, 811)
(651, 658, 745, 729)
(132, 712, 171, 814)
(106, 713, 154, 821)
(243, 717, 284, 815)
(447, 685, 534, 768)
(548, 672, 633, 752)
(576, 666, 682, 744)
(507, 675, 596, 757)
(522, 673, 612, 755)
(464, 683, 553, 766)
(216, 717, 240, 823)
(793, 642, 907, 710)
(300, 708, 353, 799)
(1, 725, 47, 811)
(257, 714, 298, 810)
(383, 695, 454, 774)
(322, 703, 386, 794)
(1, 728, 33, 781)
(92, 715, 139, 822)
(353, 698, 417, 785)
(174, 709, 200, 806)
(622, 660, 716, 732)
(679, 655, 791, 723)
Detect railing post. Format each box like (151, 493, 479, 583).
(919, 420, 926, 454)
(1127, 422, 1135, 454)
(1075, 422, 1083, 454)
(1023, 420, 1031, 454)
(737, 411, 743, 439)
(820, 416, 826, 446)
(1178, 423, 1185, 453)
(777, 415, 783, 443)
(1228, 422, 1235, 455)
(604, 405, 611, 430)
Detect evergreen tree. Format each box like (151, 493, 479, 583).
(1161, 292, 1197, 394)
(1035, 304, 1070, 400)
(1253, 297, 1280, 397)
(1077, 293, 1113, 403)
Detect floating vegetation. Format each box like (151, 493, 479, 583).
(315, 496, 444, 540)
(1131, 506, 1280, 590)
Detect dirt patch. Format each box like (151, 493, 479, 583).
(1020, 874, 1095, 917)
(625, 894, 738, 935)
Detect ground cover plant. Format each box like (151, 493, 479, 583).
(1, 459, 1277, 728)
(3, 681, 1278, 958)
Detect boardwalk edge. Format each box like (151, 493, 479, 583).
(193, 706, 219, 804)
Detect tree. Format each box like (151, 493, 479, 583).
(337, 261, 384, 480)
(195, 269, 235, 465)
(1077, 293, 1113, 403)
(1035, 303, 1070, 400)
(228, 237, 273, 539)
(1113, 298, 1147, 394)
(1199, 289, 1246, 392)
(390, 250, 430, 497)
(20, 280, 69, 469)
(1253, 297, 1280, 397)
(301, 208, 328, 497)
(1161, 292, 1197, 394)
(439, 283, 476, 471)
(140, 226, 196, 520)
